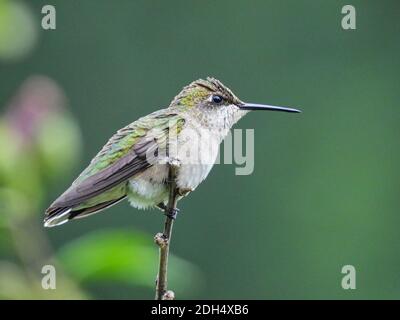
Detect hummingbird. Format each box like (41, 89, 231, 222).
(44, 77, 300, 227)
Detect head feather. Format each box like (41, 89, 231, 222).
(170, 77, 241, 107)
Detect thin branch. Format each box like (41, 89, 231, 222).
(154, 163, 179, 300)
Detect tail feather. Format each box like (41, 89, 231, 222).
(44, 196, 126, 227)
(44, 208, 72, 227)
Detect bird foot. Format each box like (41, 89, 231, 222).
(157, 203, 180, 219)
(165, 207, 179, 220)
(156, 202, 167, 211)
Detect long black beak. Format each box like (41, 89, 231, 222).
(239, 102, 301, 113)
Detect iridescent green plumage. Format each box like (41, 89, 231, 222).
(76, 110, 184, 182)
(45, 109, 185, 226)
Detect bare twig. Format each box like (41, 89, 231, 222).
(155, 163, 179, 300)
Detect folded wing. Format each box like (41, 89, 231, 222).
(44, 111, 185, 226)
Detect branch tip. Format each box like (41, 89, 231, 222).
(162, 290, 175, 300)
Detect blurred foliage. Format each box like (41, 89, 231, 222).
(0, 0, 37, 61)
(1, 0, 400, 299)
(0, 76, 81, 211)
(58, 229, 201, 296)
(0, 74, 86, 298)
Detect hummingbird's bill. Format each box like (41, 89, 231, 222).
(239, 103, 301, 113)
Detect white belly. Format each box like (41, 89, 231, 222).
(175, 125, 222, 190)
(176, 163, 214, 190)
(127, 123, 225, 208)
(127, 164, 169, 209)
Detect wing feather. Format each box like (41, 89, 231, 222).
(45, 110, 185, 220)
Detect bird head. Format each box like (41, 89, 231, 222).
(170, 77, 300, 128)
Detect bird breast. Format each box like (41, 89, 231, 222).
(175, 124, 225, 190)
(129, 120, 228, 197)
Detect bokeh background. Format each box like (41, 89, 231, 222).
(1, 0, 400, 299)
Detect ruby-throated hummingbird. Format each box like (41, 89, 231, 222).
(44, 77, 300, 227)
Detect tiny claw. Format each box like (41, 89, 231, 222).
(156, 202, 167, 211)
(165, 207, 179, 220)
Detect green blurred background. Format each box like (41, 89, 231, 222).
(1, 0, 400, 299)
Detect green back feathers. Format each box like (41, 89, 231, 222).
(74, 111, 185, 184)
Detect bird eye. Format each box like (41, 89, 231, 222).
(211, 95, 224, 104)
